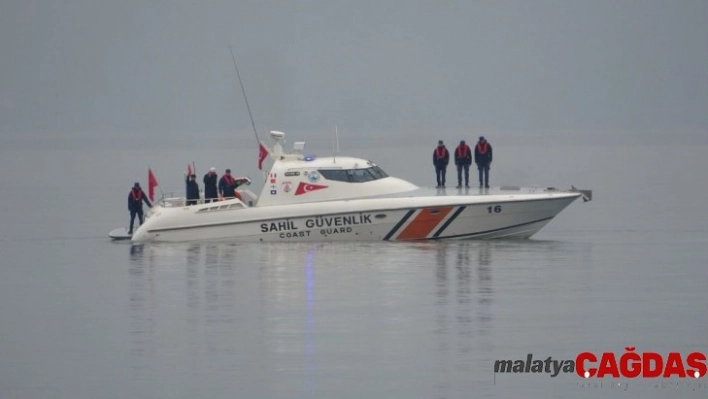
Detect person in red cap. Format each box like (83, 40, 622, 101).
(475, 136, 493, 188)
(432, 140, 449, 188)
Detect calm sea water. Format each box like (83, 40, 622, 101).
(1, 137, 706, 398)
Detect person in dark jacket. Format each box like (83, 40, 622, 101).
(218, 168, 238, 199)
(432, 140, 450, 188)
(475, 136, 493, 188)
(186, 174, 199, 205)
(203, 167, 218, 203)
(128, 182, 152, 234)
(454, 140, 472, 188)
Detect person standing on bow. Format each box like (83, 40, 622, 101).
(218, 168, 238, 199)
(432, 140, 449, 188)
(475, 135, 493, 188)
(203, 167, 218, 203)
(454, 140, 472, 188)
(128, 182, 152, 235)
(186, 174, 200, 205)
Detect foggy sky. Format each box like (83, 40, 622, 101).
(1, 0, 707, 143)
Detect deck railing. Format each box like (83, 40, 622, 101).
(157, 189, 259, 208)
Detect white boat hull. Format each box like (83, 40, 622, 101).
(131, 190, 580, 243)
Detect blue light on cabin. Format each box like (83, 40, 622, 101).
(304, 155, 316, 161)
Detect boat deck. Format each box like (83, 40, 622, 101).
(373, 185, 575, 198)
(156, 185, 590, 209)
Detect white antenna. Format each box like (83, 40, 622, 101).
(332, 125, 337, 163)
(336, 125, 340, 155)
(229, 46, 259, 149)
(333, 125, 340, 163)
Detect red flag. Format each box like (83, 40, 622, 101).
(294, 182, 328, 196)
(258, 142, 269, 170)
(187, 163, 193, 176)
(148, 168, 159, 201)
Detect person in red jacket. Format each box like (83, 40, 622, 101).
(219, 169, 251, 200)
(218, 168, 237, 199)
(128, 182, 152, 235)
(475, 136, 493, 188)
(454, 140, 472, 188)
(432, 140, 449, 188)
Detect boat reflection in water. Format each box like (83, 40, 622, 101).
(123, 239, 591, 395)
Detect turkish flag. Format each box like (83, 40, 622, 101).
(294, 182, 328, 196)
(148, 168, 159, 201)
(258, 142, 269, 170)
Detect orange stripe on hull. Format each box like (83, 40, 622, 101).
(396, 207, 453, 240)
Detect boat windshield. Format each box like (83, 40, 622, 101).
(319, 166, 389, 183)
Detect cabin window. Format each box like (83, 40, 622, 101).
(318, 169, 349, 182)
(319, 166, 389, 183)
(369, 166, 388, 179)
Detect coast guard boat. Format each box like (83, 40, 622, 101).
(130, 131, 591, 243)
